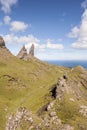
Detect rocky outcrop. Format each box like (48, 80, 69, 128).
(0, 36, 5, 47)
(36, 100, 74, 130)
(50, 69, 87, 100)
(29, 44, 34, 58)
(51, 75, 68, 100)
(17, 44, 35, 60)
(56, 76, 67, 99)
(6, 107, 74, 130)
(17, 45, 27, 60)
(0, 36, 12, 60)
(6, 107, 33, 130)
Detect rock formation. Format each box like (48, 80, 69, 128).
(29, 44, 34, 58)
(56, 76, 67, 99)
(17, 45, 27, 60)
(51, 75, 68, 100)
(0, 36, 12, 60)
(17, 44, 35, 60)
(6, 107, 74, 130)
(6, 107, 33, 130)
(0, 36, 5, 47)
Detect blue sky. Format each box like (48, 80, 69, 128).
(0, 0, 87, 60)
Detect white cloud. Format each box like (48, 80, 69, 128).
(10, 21, 28, 32)
(3, 16, 29, 32)
(38, 44, 46, 52)
(25, 38, 64, 50)
(81, 0, 87, 9)
(68, 8, 87, 49)
(68, 26, 80, 38)
(46, 39, 64, 50)
(25, 35, 46, 51)
(0, 0, 18, 13)
(4, 34, 46, 52)
(4, 34, 19, 44)
(3, 34, 64, 52)
(25, 35, 40, 48)
(4, 16, 11, 24)
(4, 34, 40, 48)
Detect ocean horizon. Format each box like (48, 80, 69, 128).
(45, 60, 87, 69)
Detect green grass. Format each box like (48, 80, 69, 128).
(0, 55, 87, 130)
(0, 56, 67, 130)
(55, 95, 79, 122)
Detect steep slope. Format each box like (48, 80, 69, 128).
(0, 42, 67, 130)
(3, 64, 87, 130)
(0, 36, 87, 130)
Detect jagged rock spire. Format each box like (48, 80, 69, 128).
(0, 36, 5, 47)
(17, 45, 27, 60)
(29, 44, 34, 57)
(17, 44, 35, 60)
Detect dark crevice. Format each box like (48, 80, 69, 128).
(50, 85, 57, 98)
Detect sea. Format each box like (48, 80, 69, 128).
(45, 60, 87, 69)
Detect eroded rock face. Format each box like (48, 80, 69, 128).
(50, 75, 68, 100)
(56, 77, 67, 99)
(17, 45, 27, 60)
(0, 36, 5, 47)
(29, 44, 34, 57)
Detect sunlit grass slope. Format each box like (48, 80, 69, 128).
(0, 55, 68, 130)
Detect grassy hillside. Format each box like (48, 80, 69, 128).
(0, 55, 68, 130)
(0, 50, 87, 130)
